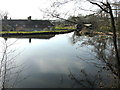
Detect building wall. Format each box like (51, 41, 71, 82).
(2, 20, 54, 31)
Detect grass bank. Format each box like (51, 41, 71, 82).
(0, 30, 75, 37)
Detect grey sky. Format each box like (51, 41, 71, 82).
(0, 0, 96, 19)
(0, 0, 117, 20)
(0, 0, 53, 19)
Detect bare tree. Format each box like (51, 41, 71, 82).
(0, 39, 18, 89)
(0, 38, 30, 89)
(0, 11, 8, 20)
(68, 32, 119, 88)
(86, 0, 120, 81)
(42, 0, 120, 79)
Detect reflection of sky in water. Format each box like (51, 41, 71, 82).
(0, 33, 117, 88)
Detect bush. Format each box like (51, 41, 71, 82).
(100, 26, 111, 32)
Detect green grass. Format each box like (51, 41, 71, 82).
(0, 30, 73, 34)
(55, 26, 76, 30)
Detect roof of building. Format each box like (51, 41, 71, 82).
(2, 20, 54, 30)
(3, 19, 53, 25)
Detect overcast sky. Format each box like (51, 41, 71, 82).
(0, 0, 117, 20)
(0, 0, 52, 19)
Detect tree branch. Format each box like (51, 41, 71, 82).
(51, 14, 77, 24)
(89, 1, 109, 13)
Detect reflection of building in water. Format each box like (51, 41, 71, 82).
(1, 34, 55, 43)
(4, 38, 7, 41)
(2, 16, 54, 31)
(29, 38, 31, 43)
(27, 35, 55, 43)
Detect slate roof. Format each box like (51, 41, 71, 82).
(2, 19, 54, 28)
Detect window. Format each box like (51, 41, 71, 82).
(35, 25, 38, 28)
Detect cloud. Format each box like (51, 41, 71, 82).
(0, 0, 52, 19)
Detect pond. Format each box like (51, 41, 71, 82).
(0, 32, 119, 88)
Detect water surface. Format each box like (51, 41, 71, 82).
(0, 32, 118, 88)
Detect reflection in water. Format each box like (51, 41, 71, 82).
(0, 32, 119, 88)
(2, 34, 55, 44)
(0, 38, 29, 89)
(29, 38, 31, 43)
(4, 38, 7, 41)
(69, 31, 119, 88)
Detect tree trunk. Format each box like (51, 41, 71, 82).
(108, 3, 120, 64)
(107, 3, 120, 87)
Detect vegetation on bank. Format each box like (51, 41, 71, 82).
(55, 25, 76, 30)
(0, 30, 75, 36)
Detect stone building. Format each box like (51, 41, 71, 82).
(2, 16, 54, 31)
